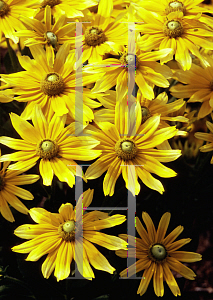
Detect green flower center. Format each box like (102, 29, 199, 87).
(0, 1, 10, 17)
(120, 53, 139, 70)
(84, 26, 107, 46)
(163, 20, 184, 38)
(166, 1, 186, 14)
(41, 0, 61, 8)
(40, 72, 65, 96)
(45, 31, 58, 47)
(37, 139, 59, 159)
(115, 139, 138, 160)
(63, 220, 75, 233)
(141, 106, 151, 123)
(149, 244, 167, 262)
(58, 220, 75, 241)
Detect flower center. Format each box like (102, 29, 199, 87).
(0, 174, 5, 191)
(45, 31, 58, 47)
(163, 20, 184, 38)
(115, 138, 138, 160)
(149, 244, 167, 262)
(0, 1, 10, 17)
(166, 1, 186, 14)
(84, 26, 107, 46)
(120, 53, 139, 70)
(141, 106, 151, 123)
(40, 72, 65, 96)
(210, 79, 213, 90)
(41, 0, 61, 8)
(58, 220, 75, 241)
(36, 139, 59, 159)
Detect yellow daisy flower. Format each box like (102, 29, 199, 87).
(0, 149, 40, 222)
(0, 105, 101, 187)
(134, 0, 213, 20)
(0, 43, 101, 122)
(195, 119, 213, 163)
(29, 0, 98, 20)
(0, 0, 35, 43)
(12, 189, 127, 281)
(170, 56, 213, 119)
(74, 11, 128, 64)
(87, 46, 173, 101)
(116, 211, 202, 297)
(15, 5, 75, 67)
(134, 0, 213, 29)
(85, 101, 181, 196)
(137, 10, 213, 70)
(94, 89, 188, 126)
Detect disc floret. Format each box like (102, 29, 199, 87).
(165, 1, 186, 15)
(0, 0, 10, 17)
(120, 53, 139, 70)
(115, 138, 138, 160)
(58, 220, 75, 241)
(163, 20, 184, 38)
(45, 31, 58, 47)
(84, 26, 107, 46)
(141, 106, 152, 123)
(37, 139, 59, 159)
(41, 0, 60, 8)
(40, 72, 65, 96)
(149, 243, 167, 262)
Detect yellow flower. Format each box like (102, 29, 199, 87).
(94, 91, 189, 143)
(0, 43, 101, 122)
(195, 119, 213, 163)
(12, 189, 127, 281)
(87, 46, 172, 101)
(0, 105, 101, 187)
(29, 0, 98, 20)
(85, 101, 181, 196)
(134, 0, 213, 29)
(137, 10, 213, 70)
(116, 211, 202, 297)
(15, 5, 75, 67)
(134, 0, 212, 19)
(74, 9, 128, 64)
(0, 0, 35, 43)
(170, 56, 213, 119)
(0, 149, 39, 222)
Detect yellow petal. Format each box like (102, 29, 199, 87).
(83, 231, 127, 250)
(83, 239, 115, 274)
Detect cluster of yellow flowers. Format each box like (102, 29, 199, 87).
(1, 0, 213, 297)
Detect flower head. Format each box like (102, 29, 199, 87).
(85, 101, 181, 196)
(0, 105, 101, 187)
(0, 0, 35, 43)
(12, 189, 127, 281)
(86, 45, 172, 101)
(137, 10, 213, 70)
(170, 56, 213, 119)
(15, 5, 75, 67)
(116, 211, 202, 297)
(0, 43, 101, 122)
(0, 149, 39, 222)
